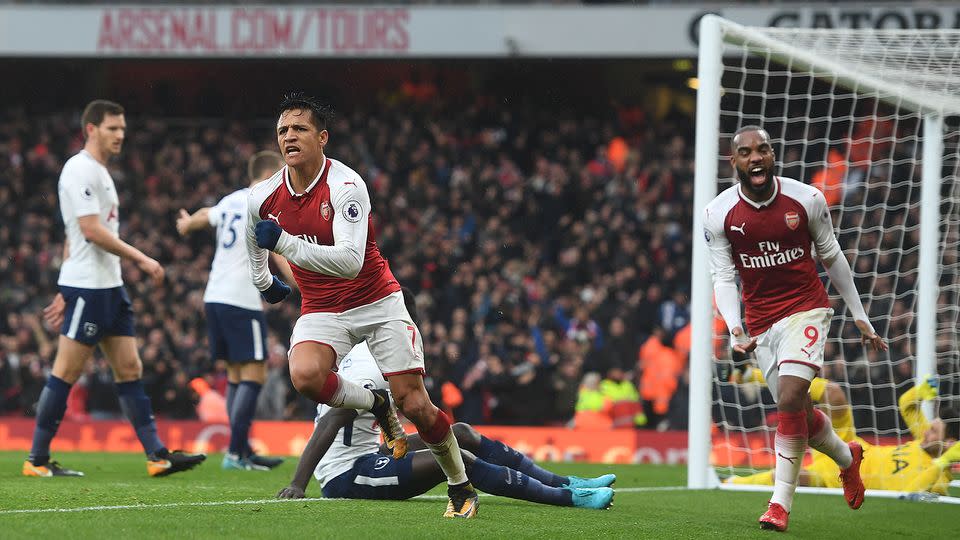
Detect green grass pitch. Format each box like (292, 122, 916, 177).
(0, 451, 955, 539)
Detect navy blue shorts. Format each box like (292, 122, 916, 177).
(59, 286, 135, 345)
(204, 303, 267, 363)
(322, 453, 418, 500)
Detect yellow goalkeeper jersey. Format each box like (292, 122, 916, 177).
(806, 383, 950, 494)
(858, 441, 944, 492)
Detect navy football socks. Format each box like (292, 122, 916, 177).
(116, 380, 166, 457)
(226, 382, 238, 425)
(477, 435, 567, 487)
(29, 375, 72, 466)
(468, 458, 573, 507)
(229, 381, 262, 457)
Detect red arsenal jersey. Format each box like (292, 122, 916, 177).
(248, 157, 400, 314)
(704, 177, 838, 335)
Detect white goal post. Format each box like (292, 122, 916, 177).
(689, 15, 960, 489)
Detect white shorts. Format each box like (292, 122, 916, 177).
(755, 307, 833, 402)
(290, 291, 425, 377)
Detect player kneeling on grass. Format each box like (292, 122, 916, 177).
(277, 342, 615, 512)
(727, 373, 960, 494)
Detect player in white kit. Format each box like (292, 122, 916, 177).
(25, 100, 205, 478)
(704, 126, 888, 531)
(176, 151, 289, 471)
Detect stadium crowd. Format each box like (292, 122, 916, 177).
(0, 87, 943, 435)
(0, 90, 697, 428)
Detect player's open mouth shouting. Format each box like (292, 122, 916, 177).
(747, 165, 768, 187)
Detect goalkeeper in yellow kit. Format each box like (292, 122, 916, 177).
(728, 375, 960, 494)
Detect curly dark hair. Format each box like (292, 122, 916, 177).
(277, 92, 334, 131)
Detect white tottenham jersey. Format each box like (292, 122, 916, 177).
(203, 188, 263, 311)
(313, 342, 386, 488)
(57, 150, 122, 289)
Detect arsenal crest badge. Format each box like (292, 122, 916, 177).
(321, 201, 331, 221)
(784, 211, 800, 230)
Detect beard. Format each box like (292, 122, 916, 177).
(737, 166, 774, 198)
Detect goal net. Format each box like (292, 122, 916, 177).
(689, 16, 960, 493)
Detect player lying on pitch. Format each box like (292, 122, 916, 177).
(277, 342, 615, 511)
(727, 373, 960, 493)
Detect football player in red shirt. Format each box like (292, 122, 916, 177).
(246, 93, 477, 518)
(704, 126, 887, 531)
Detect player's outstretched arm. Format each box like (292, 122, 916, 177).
(808, 191, 887, 351)
(823, 252, 887, 350)
(934, 441, 960, 470)
(906, 442, 960, 493)
(77, 214, 164, 285)
(899, 375, 937, 439)
(175, 207, 210, 236)
(278, 408, 359, 499)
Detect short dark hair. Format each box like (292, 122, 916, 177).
(401, 287, 419, 326)
(940, 405, 960, 441)
(81, 100, 124, 130)
(731, 124, 768, 150)
(248, 150, 283, 182)
(278, 92, 333, 132)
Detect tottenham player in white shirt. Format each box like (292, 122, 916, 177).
(26, 100, 205, 478)
(177, 151, 291, 471)
(704, 126, 888, 531)
(276, 289, 614, 510)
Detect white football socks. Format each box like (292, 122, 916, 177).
(425, 429, 469, 485)
(328, 375, 375, 410)
(771, 432, 806, 512)
(807, 409, 853, 469)
(771, 411, 808, 512)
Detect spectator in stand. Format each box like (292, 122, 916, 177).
(573, 373, 612, 430)
(551, 356, 583, 426)
(190, 377, 228, 424)
(637, 327, 681, 430)
(659, 289, 690, 337)
(600, 367, 644, 428)
(596, 316, 636, 374)
(164, 371, 198, 420)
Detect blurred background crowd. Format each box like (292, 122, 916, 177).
(0, 59, 953, 437)
(0, 75, 697, 429)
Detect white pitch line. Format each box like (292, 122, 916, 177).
(0, 486, 682, 515)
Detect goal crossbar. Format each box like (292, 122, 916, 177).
(716, 17, 960, 115)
